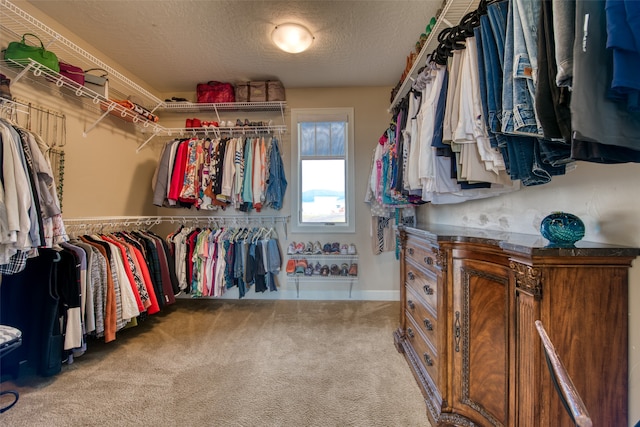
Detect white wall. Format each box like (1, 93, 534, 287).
(418, 161, 640, 425)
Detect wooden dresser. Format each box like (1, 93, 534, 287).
(393, 225, 639, 427)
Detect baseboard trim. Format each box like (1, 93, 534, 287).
(175, 289, 400, 301)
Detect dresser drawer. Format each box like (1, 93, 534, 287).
(406, 313, 439, 387)
(406, 284, 438, 342)
(405, 259, 438, 312)
(406, 236, 441, 274)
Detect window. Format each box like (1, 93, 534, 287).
(291, 108, 355, 233)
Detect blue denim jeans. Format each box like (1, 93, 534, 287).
(264, 138, 287, 210)
(431, 67, 449, 149)
(479, 15, 503, 147)
(505, 135, 564, 186)
(502, 0, 542, 136)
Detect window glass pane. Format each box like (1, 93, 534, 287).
(330, 122, 345, 156)
(301, 159, 346, 223)
(300, 122, 315, 156)
(315, 122, 331, 156)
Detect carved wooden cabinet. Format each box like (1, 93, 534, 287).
(394, 225, 639, 427)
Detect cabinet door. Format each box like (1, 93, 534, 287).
(451, 256, 510, 426)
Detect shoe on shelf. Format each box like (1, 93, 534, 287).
(340, 263, 349, 276)
(314, 262, 322, 275)
(330, 264, 340, 276)
(331, 242, 340, 253)
(192, 118, 202, 128)
(185, 118, 193, 128)
(305, 242, 314, 254)
(304, 265, 314, 276)
(286, 259, 295, 275)
(295, 259, 308, 275)
(348, 243, 357, 255)
(323, 243, 332, 254)
(295, 242, 305, 254)
(320, 265, 330, 277)
(313, 241, 323, 254)
(236, 119, 244, 127)
(348, 263, 358, 276)
(340, 244, 348, 255)
(287, 241, 296, 255)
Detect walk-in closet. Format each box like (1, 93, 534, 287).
(1, 1, 639, 426)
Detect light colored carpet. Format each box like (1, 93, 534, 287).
(0, 299, 431, 427)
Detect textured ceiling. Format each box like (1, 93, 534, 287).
(25, 0, 444, 94)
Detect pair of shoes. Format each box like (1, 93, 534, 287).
(320, 265, 330, 276)
(185, 118, 202, 128)
(340, 244, 349, 255)
(304, 265, 314, 276)
(286, 259, 295, 274)
(348, 243, 357, 255)
(340, 263, 349, 276)
(314, 262, 322, 275)
(304, 242, 314, 254)
(235, 118, 252, 127)
(330, 264, 340, 276)
(295, 259, 308, 275)
(313, 241, 323, 254)
(165, 96, 189, 102)
(288, 241, 306, 254)
(348, 263, 358, 276)
(202, 121, 218, 128)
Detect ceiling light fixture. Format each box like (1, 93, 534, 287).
(271, 23, 314, 54)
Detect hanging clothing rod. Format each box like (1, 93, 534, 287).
(63, 215, 291, 238)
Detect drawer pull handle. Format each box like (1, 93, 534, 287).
(423, 318, 433, 331)
(424, 256, 433, 265)
(407, 327, 415, 338)
(423, 285, 434, 295)
(408, 271, 415, 281)
(423, 353, 433, 366)
(408, 248, 414, 255)
(407, 300, 415, 310)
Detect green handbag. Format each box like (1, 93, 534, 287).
(3, 33, 60, 73)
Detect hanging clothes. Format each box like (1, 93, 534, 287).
(152, 135, 286, 212)
(166, 225, 282, 299)
(0, 119, 68, 273)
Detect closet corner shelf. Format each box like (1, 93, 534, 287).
(0, 0, 163, 111)
(0, 59, 164, 136)
(388, 0, 479, 111)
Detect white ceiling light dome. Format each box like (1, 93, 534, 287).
(271, 23, 314, 54)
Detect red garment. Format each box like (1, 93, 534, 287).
(101, 236, 144, 313)
(130, 245, 160, 315)
(168, 140, 189, 203)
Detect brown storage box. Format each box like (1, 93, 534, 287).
(235, 80, 285, 102)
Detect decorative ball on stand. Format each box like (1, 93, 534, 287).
(539, 212, 585, 247)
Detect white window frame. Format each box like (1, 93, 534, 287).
(290, 107, 355, 233)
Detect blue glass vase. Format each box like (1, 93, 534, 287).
(540, 212, 585, 247)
